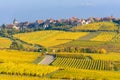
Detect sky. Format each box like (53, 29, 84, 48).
(0, 0, 120, 24)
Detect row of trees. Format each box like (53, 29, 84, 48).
(56, 47, 107, 54)
(10, 41, 47, 52)
(0, 28, 19, 37)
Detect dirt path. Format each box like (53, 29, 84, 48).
(39, 54, 56, 65)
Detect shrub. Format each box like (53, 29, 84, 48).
(10, 41, 24, 50)
(99, 49, 107, 54)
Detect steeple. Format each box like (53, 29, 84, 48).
(13, 18, 18, 24)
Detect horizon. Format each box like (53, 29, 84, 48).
(0, 0, 120, 24)
(2, 16, 119, 25)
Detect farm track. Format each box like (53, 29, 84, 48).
(78, 32, 101, 40)
(39, 55, 56, 65)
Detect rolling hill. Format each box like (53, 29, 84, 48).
(0, 22, 120, 79)
(71, 22, 118, 31)
(14, 30, 88, 47)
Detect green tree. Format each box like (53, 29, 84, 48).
(10, 41, 24, 50)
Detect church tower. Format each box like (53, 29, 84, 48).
(13, 18, 18, 25)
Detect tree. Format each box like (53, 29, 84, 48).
(2, 29, 9, 37)
(10, 41, 24, 50)
(1, 24, 6, 29)
(99, 49, 107, 54)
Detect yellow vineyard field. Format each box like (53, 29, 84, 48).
(0, 62, 59, 77)
(52, 68, 120, 80)
(14, 30, 88, 47)
(0, 75, 48, 80)
(0, 37, 12, 48)
(71, 22, 118, 31)
(0, 50, 39, 63)
(91, 32, 117, 41)
(57, 52, 120, 61)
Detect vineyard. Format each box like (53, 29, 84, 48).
(0, 50, 59, 79)
(51, 68, 120, 80)
(55, 52, 120, 61)
(78, 32, 101, 40)
(0, 37, 12, 48)
(112, 33, 120, 42)
(52, 57, 113, 70)
(52, 31, 120, 52)
(84, 52, 120, 61)
(71, 22, 118, 31)
(0, 50, 40, 63)
(51, 53, 120, 79)
(71, 22, 102, 31)
(0, 75, 48, 80)
(0, 22, 120, 79)
(91, 32, 117, 41)
(14, 30, 88, 47)
(0, 63, 59, 77)
(98, 22, 118, 31)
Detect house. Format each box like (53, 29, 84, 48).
(5, 19, 20, 30)
(13, 25, 20, 30)
(81, 19, 86, 25)
(5, 24, 14, 29)
(36, 20, 44, 24)
(86, 20, 91, 24)
(43, 24, 49, 29)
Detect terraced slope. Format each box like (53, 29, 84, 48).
(0, 37, 12, 48)
(14, 30, 88, 47)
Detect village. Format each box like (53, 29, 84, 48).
(0, 16, 118, 31)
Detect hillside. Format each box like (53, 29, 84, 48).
(0, 50, 40, 63)
(0, 22, 120, 79)
(14, 30, 88, 47)
(0, 37, 12, 48)
(52, 30, 120, 52)
(91, 32, 117, 41)
(71, 22, 118, 31)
